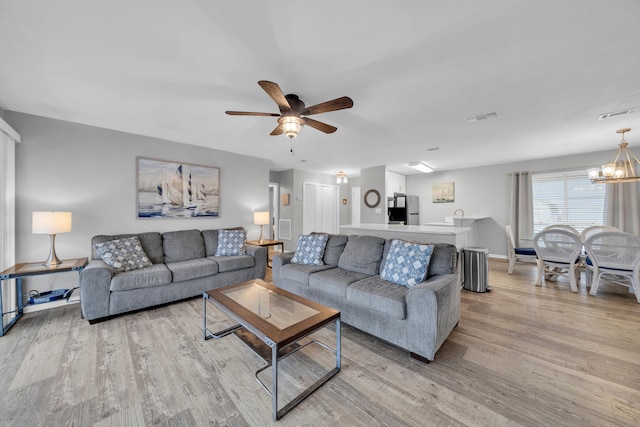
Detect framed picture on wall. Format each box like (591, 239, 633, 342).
(136, 157, 220, 218)
(432, 182, 455, 203)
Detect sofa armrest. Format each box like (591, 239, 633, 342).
(79, 260, 115, 321)
(271, 252, 294, 286)
(246, 245, 267, 279)
(405, 273, 461, 361)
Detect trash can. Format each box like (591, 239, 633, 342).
(462, 247, 490, 292)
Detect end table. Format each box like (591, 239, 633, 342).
(246, 239, 284, 268)
(0, 257, 88, 337)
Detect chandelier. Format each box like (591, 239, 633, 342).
(336, 171, 348, 184)
(588, 128, 640, 183)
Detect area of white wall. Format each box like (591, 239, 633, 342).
(406, 148, 628, 257)
(9, 112, 270, 292)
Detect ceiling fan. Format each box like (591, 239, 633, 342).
(225, 80, 353, 139)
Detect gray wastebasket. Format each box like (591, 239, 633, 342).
(462, 247, 490, 292)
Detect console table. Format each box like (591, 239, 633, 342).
(0, 257, 87, 337)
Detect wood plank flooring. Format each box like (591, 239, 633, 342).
(1, 259, 639, 426)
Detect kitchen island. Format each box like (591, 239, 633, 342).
(339, 223, 471, 248)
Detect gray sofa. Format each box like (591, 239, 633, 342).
(80, 229, 267, 322)
(272, 234, 460, 362)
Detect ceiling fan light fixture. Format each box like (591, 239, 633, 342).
(409, 161, 433, 173)
(588, 128, 640, 183)
(280, 116, 303, 139)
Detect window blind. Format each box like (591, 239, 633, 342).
(532, 169, 605, 234)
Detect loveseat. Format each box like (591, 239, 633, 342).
(272, 234, 460, 362)
(79, 228, 267, 322)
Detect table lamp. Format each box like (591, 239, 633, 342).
(32, 211, 72, 267)
(253, 211, 270, 243)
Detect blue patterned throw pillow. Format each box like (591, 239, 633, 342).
(380, 239, 434, 287)
(94, 236, 153, 272)
(215, 229, 247, 256)
(291, 234, 329, 266)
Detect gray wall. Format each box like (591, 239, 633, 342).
(406, 148, 627, 257)
(9, 112, 270, 292)
(359, 165, 386, 224)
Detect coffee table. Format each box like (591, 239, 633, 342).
(203, 279, 341, 420)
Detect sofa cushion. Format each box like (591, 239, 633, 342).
(163, 230, 205, 263)
(94, 236, 153, 272)
(309, 268, 371, 300)
(427, 243, 458, 277)
(279, 263, 337, 286)
(291, 234, 329, 266)
(380, 239, 434, 287)
(322, 234, 349, 265)
(201, 229, 219, 256)
(209, 255, 254, 272)
(166, 258, 219, 282)
(338, 235, 386, 275)
(109, 264, 172, 292)
(215, 229, 247, 256)
(347, 276, 408, 320)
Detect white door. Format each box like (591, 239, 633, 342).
(303, 182, 339, 234)
(351, 186, 361, 225)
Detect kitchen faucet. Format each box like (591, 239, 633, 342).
(453, 208, 464, 217)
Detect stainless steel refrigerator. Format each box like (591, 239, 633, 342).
(388, 194, 419, 225)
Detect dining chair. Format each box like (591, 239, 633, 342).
(542, 224, 580, 236)
(505, 225, 537, 274)
(584, 231, 640, 303)
(579, 225, 620, 243)
(533, 229, 583, 292)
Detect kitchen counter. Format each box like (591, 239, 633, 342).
(339, 223, 471, 248)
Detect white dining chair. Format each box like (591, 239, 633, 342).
(542, 224, 580, 237)
(505, 225, 537, 274)
(584, 231, 640, 303)
(579, 225, 620, 243)
(533, 229, 583, 292)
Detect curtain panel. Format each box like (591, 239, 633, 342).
(509, 172, 533, 247)
(1, 119, 19, 329)
(605, 182, 640, 236)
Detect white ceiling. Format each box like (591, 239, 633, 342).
(2, 0, 640, 177)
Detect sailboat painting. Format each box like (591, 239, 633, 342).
(137, 157, 220, 218)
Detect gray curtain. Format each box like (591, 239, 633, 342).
(605, 182, 640, 236)
(509, 172, 533, 247)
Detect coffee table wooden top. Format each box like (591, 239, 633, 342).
(205, 279, 339, 349)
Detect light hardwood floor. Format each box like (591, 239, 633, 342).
(1, 259, 639, 426)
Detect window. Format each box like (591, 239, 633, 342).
(532, 169, 605, 234)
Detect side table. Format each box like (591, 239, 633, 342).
(246, 239, 284, 268)
(0, 257, 88, 337)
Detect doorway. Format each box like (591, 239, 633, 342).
(269, 182, 279, 240)
(351, 186, 361, 225)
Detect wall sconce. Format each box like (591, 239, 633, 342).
(32, 211, 72, 267)
(253, 211, 270, 243)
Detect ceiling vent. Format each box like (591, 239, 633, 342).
(464, 111, 498, 123)
(598, 106, 640, 120)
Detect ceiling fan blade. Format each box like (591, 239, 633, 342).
(303, 117, 337, 134)
(225, 111, 281, 117)
(303, 96, 353, 116)
(258, 81, 292, 112)
(270, 125, 284, 136)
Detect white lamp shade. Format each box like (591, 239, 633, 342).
(253, 211, 270, 225)
(32, 211, 72, 234)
